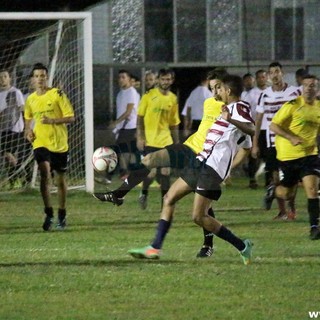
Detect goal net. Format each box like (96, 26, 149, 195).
(0, 12, 94, 193)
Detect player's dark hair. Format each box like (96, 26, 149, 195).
(302, 74, 319, 81)
(158, 68, 175, 79)
(295, 68, 308, 77)
(242, 73, 253, 79)
(255, 69, 266, 77)
(118, 69, 131, 78)
(207, 67, 228, 81)
(221, 74, 243, 98)
(30, 63, 48, 76)
(269, 61, 282, 70)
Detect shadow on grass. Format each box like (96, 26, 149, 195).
(0, 259, 185, 268)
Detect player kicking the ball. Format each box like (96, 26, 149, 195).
(128, 74, 255, 264)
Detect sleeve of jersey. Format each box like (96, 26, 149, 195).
(271, 102, 292, 125)
(232, 103, 254, 123)
(59, 92, 75, 117)
(16, 90, 25, 106)
(137, 94, 147, 116)
(255, 93, 265, 114)
(181, 97, 190, 116)
(169, 98, 181, 126)
(24, 98, 32, 120)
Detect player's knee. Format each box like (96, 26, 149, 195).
(141, 154, 153, 169)
(192, 213, 203, 227)
(163, 192, 177, 207)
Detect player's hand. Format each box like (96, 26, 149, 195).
(251, 145, 259, 159)
(108, 121, 116, 129)
(289, 136, 303, 146)
(25, 130, 35, 143)
(41, 116, 55, 124)
(137, 138, 145, 152)
(221, 105, 231, 121)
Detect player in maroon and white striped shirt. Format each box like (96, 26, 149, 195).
(252, 62, 301, 220)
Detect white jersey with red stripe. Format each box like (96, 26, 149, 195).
(255, 84, 301, 147)
(197, 100, 253, 180)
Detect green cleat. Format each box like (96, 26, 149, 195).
(128, 245, 160, 259)
(240, 239, 253, 265)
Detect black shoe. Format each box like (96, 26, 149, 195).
(310, 227, 320, 240)
(93, 192, 124, 206)
(43, 214, 54, 231)
(249, 180, 258, 189)
(56, 218, 66, 230)
(196, 246, 214, 258)
(138, 194, 148, 210)
(263, 184, 275, 210)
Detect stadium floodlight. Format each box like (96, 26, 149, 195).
(0, 12, 94, 193)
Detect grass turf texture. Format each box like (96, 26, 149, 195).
(0, 177, 319, 320)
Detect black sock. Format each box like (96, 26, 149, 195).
(151, 219, 172, 249)
(308, 198, 319, 227)
(58, 208, 66, 221)
(216, 225, 245, 251)
(202, 207, 215, 247)
(114, 165, 150, 198)
(44, 207, 54, 217)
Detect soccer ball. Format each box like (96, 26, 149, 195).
(92, 147, 118, 173)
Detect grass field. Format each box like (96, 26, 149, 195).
(0, 177, 319, 320)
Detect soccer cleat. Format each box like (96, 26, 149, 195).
(240, 239, 253, 265)
(310, 227, 320, 240)
(196, 246, 214, 258)
(42, 215, 54, 231)
(92, 192, 124, 206)
(128, 245, 160, 259)
(263, 184, 275, 210)
(272, 212, 287, 220)
(138, 194, 148, 210)
(56, 218, 67, 230)
(286, 211, 296, 221)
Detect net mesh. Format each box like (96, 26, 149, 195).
(0, 19, 86, 191)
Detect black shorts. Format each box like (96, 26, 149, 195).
(166, 143, 197, 169)
(265, 147, 279, 173)
(181, 160, 223, 201)
(34, 147, 69, 173)
(1, 131, 24, 154)
(258, 130, 267, 161)
(279, 155, 320, 187)
(116, 129, 137, 154)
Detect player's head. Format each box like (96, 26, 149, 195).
(207, 68, 228, 98)
(0, 67, 12, 89)
(130, 74, 141, 89)
(118, 69, 132, 89)
(145, 70, 157, 90)
(242, 73, 255, 90)
(157, 68, 175, 92)
(30, 63, 49, 89)
(301, 74, 319, 102)
(255, 69, 268, 88)
(268, 61, 284, 85)
(295, 68, 308, 86)
(218, 74, 243, 103)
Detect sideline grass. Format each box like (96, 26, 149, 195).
(0, 178, 319, 320)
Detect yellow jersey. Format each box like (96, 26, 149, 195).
(138, 87, 180, 148)
(272, 96, 320, 161)
(184, 97, 223, 154)
(24, 88, 74, 153)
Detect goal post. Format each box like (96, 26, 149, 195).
(0, 12, 94, 193)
